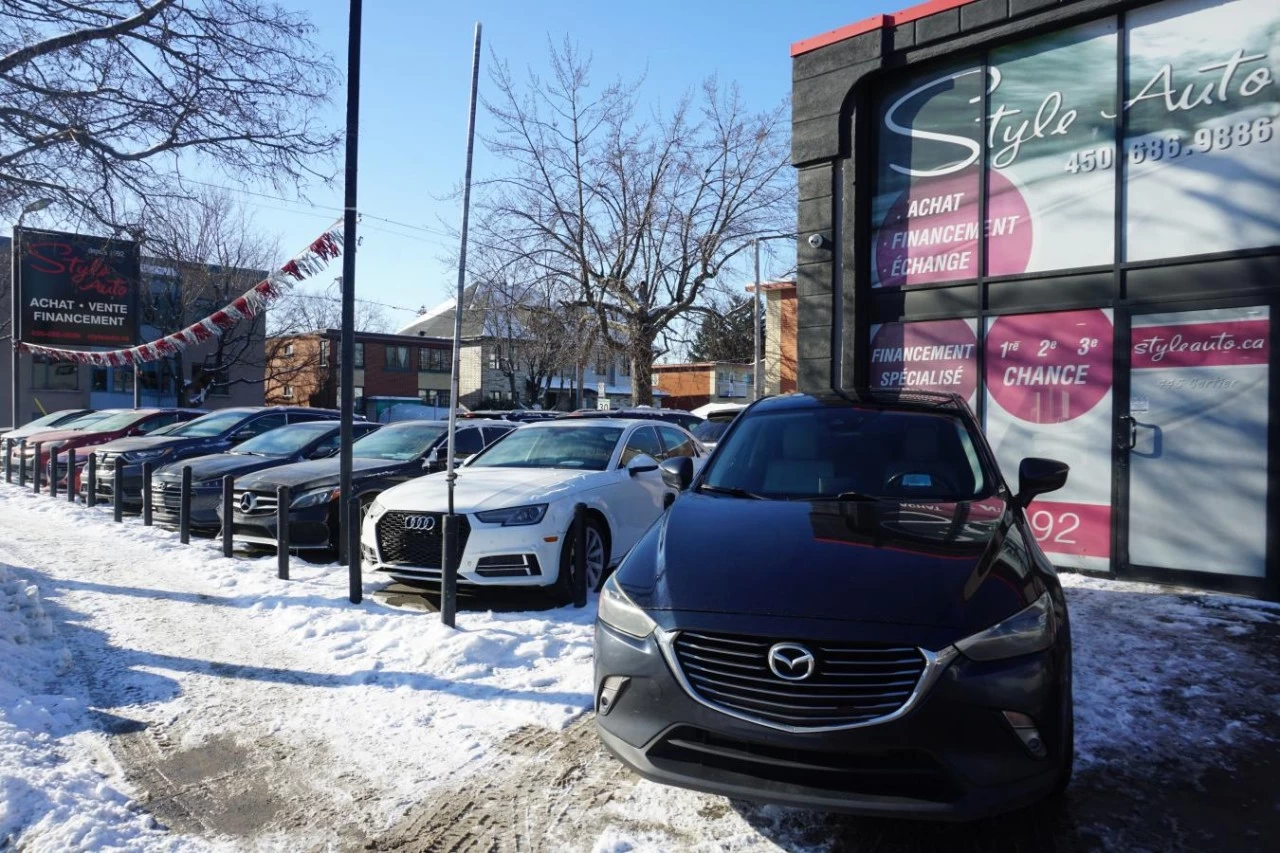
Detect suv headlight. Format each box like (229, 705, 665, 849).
(954, 592, 1056, 661)
(127, 448, 172, 462)
(291, 487, 339, 509)
(474, 504, 548, 526)
(598, 574, 657, 639)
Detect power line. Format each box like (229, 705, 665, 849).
(285, 290, 423, 315)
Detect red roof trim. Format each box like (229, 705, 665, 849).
(791, 0, 979, 57)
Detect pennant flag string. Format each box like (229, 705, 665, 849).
(14, 221, 345, 367)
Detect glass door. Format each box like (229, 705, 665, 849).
(1122, 306, 1271, 577)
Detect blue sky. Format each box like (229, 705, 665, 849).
(227, 0, 885, 329)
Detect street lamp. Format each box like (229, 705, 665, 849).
(752, 233, 796, 400)
(10, 198, 56, 429)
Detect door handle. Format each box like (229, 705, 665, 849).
(1118, 414, 1137, 450)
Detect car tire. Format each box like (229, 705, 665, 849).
(556, 516, 609, 604)
(1050, 647, 1075, 799)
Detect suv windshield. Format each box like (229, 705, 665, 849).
(699, 405, 991, 502)
(692, 419, 731, 444)
(469, 425, 622, 471)
(167, 410, 250, 438)
(83, 411, 151, 432)
(233, 423, 332, 456)
(352, 423, 445, 461)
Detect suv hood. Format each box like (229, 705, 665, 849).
(621, 492, 1034, 637)
(235, 456, 401, 491)
(94, 435, 216, 455)
(378, 467, 595, 513)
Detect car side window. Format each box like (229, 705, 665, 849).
(239, 413, 287, 440)
(619, 426, 662, 467)
(455, 427, 485, 456)
(658, 426, 698, 460)
(311, 433, 342, 456)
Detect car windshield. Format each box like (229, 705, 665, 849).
(692, 419, 731, 443)
(352, 423, 445, 461)
(25, 410, 84, 429)
(699, 405, 991, 502)
(82, 411, 151, 432)
(60, 411, 115, 430)
(468, 425, 623, 471)
(232, 423, 332, 456)
(165, 410, 250, 438)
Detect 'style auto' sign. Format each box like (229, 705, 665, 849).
(16, 227, 140, 348)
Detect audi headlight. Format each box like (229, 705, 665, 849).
(366, 498, 388, 522)
(598, 574, 657, 639)
(127, 448, 172, 463)
(291, 487, 340, 509)
(954, 592, 1056, 661)
(474, 503, 548, 526)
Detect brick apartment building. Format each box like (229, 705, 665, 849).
(265, 329, 453, 410)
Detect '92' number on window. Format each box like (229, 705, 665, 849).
(1030, 510, 1080, 546)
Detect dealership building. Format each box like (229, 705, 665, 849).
(791, 0, 1276, 597)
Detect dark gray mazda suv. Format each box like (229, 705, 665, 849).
(593, 391, 1073, 821)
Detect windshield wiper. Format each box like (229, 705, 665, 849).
(697, 484, 764, 500)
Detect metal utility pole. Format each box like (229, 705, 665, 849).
(340, 0, 364, 601)
(442, 22, 483, 629)
(752, 238, 762, 400)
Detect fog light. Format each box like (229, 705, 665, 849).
(597, 676, 629, 716)
(1003, 710, 1047, 759)
(361, 543, 377, 562)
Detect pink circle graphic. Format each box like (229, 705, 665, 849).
(875, 168, 1033, 288)
(870, 320, 978, 401)
(986, 309, 1113, 424)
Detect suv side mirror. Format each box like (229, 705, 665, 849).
(1015, 457, 1069, 509)
(660, 456, 693, 491)
(627, 454, 660, 477)
(421, 448, 441, 470)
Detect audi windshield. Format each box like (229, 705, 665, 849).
(468, 425, 623, 471)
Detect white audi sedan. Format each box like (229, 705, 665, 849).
(360, 419, 705, 598)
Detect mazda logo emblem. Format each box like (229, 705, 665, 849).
(767, 643, 816, 681)
(239, 492, 256, 513)
(403, 514, 437, 532)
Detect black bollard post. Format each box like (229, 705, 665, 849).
(441, 514, 457, 628)
(276, 485, 290, 580)
(113, 464, 123, 522)
(179, 466, 192, 544)
(48, 449, 57, 499)
(573, 502, 588, 608)
(32, 442, 42, 494)
(4, 438, 11, 483)
(67, 449, 77, 503)
(142, 462, 154, 526)
(18, 440, 27, 487)
(86, 452, 97, 508)
(221, 475, 234, 558)
(347, 496, 362, 604)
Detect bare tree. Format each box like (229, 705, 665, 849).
(476, 40, 793, 404)
(0, 0, 340, 228)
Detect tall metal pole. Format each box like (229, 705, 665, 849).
(752, 238, 762, 400)
(9, 226, 20, 431)
(442, 22, 483, 629)
(339, 0, 363, 597)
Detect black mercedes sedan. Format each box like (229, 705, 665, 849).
(150, 419, 382, 531)
(594, 391, 1073, 821)
(223, 418, 515, 552)
(85, 406, 342, 508)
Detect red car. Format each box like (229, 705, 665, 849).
(20, 408, 206, 487)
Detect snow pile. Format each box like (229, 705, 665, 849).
(0, 561, 177, 852)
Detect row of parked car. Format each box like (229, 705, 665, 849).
(3, 403, 715, 601)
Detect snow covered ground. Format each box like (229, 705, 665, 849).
(1, 480, 1277, 852)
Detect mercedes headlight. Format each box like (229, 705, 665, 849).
(291, 487, 340, 509)
(474, 504, 548, 526)
(127, 448, 172, 463)
(954, 592, 1056, 661)
(598, 574, 657, 639)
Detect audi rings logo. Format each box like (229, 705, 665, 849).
(767, 643, 816, 681)
(403, 514, 437, 532)
(239, 492, 257, 513)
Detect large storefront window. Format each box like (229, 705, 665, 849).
(1123, 0, 1280, 260)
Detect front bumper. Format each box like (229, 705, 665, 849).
(227, 503, 334, 550)
(82, 463, 145, 508)
(151, 483, 224, 529)
(361, 503, 571, 587)
(593, 621, 1067, 821)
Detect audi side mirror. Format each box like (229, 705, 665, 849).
(627, 454, 660, 477)
(660, 456, 693, 491)
(1015, 457, 1069, 509)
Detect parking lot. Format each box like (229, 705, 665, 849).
(2, 481, 1277, 852)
